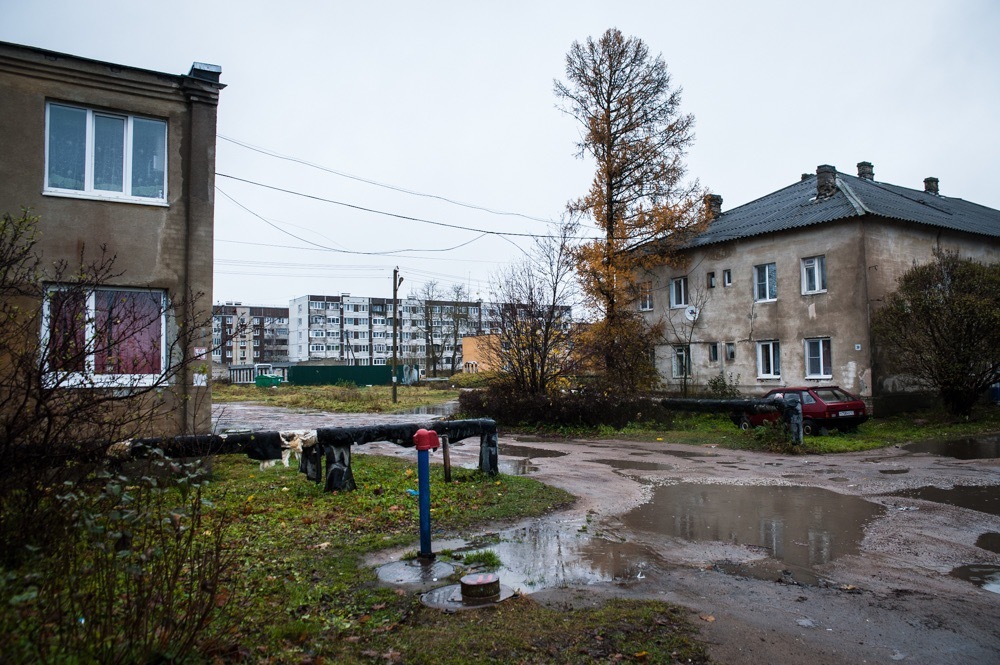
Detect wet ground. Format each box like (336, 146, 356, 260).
(214, 404, 1000, 664)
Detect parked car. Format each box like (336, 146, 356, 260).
(731, 386, 869, 435)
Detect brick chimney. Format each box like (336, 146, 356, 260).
(704, 193, 723, 220)
(816, 165, 837, 198)
(857, 161, 874, 180)
(924, 177, 939, 195)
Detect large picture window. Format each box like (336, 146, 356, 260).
(46, 103, 167, 202)
(44, 287, 166, 385)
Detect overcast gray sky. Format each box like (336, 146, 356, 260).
(5, 0, 999, 307)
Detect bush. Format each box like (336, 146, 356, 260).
(459, 387, 674, 430)
(0, 454, 238, 663)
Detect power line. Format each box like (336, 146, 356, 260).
(216, 187, 492, 256)
(216, 173, 602, 241)
(219, 134, 557, 225)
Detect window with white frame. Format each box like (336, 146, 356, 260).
(754, 263, 777, 301)
(42, 286, 166, 385)
(725, 342, 736, 360)
(638, 281, 654, 311)
(801, 256, 827, 294)
(309, 330, 325, 337)
(723, 269, 732, 287)
(309, 344, 325, 352)
(669, 277, 688, 308)
(756, 340, 781, 378)
(672, 345, 691, 378)
(45, 103, 167, 203)
(805, 337, 833, 378)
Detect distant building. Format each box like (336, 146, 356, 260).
(288, 293, 496, 375)
(211, 303, 289, 367)
(0, 41, 224, 435)
(639, 162, 1000, 410)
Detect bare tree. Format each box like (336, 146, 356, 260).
(413, 281, 443, 377)
(486, 220, 578, 394)
(0, 209, 214, 553)
(555, 28, 707, 390)
(447, 283, 470, 374)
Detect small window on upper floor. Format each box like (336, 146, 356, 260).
(638, 281, 654, 311)
(707, 272, 716, 288)
(723, 269, 732, 287)
(801, 256, 827, 294)
(669, 277, 688, 308)
(754, 263, 777, 302)
(45, 103, 167, 204)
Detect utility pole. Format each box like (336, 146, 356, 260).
(392, 267, 403, 403)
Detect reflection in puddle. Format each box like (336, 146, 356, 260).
(591, 458, 674, 471)
(976, 532, 1000, 554)
(471, 522, 655, 592)
(461, 458, 537, 476)
(399, 401, 458, 416)
(951, 564, 1000, 594)
(622, 484, 883, 584)
(499, 444, 567, 459)
(903, 435, 1000, 459)
(889, 485, 1000, 517)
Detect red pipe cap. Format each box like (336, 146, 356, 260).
(414, 428, 440, 451)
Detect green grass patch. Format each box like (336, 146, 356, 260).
(212, 382, 459, 413)
(502, 407, 1000, 455)
(457, 549, 502, 570)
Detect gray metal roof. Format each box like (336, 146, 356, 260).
(688, 170, 1000, 247)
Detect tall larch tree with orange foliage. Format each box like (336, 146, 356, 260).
(555, 27, 707, 391)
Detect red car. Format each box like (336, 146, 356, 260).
(732, 386, 869, 435)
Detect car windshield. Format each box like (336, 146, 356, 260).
(813, 388, 853, 403)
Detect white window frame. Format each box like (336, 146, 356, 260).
(723, 269, 732, 287)
(801, 256, 827, 295)
(44, 103, 168, 205)
(754, 263, 777, 302)
(756, 340, 781, 379)
(669, 277, 689, 308)
(638, 281, 654, 311)
(672, 345, 691, 378)
(805, 337, 833, 378)
(41, 285, 168, 387)
(309, 344, 325, 352)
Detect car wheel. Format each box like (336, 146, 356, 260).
(802, 419, 817, 436)
(738, 417, 753, 431)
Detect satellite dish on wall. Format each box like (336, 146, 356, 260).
(684, 306, 699, 322)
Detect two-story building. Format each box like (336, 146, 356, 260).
(639, 162, 1000, 411)
(0, 42, 223, 435)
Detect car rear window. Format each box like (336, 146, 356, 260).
(813, 388, 852, 403)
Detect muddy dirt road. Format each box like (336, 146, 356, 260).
(214, 404, 1000, 664)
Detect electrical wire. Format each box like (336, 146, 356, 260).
(219, 134, 557, 225)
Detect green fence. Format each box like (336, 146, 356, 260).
(286, 365, 394, 386)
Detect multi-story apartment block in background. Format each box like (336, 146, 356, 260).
(288, 293, 495, 375)
(211, 303, 289, 366)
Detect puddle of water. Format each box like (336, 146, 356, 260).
(976, 532, 1000, 554)
(591, 458, 674, 471)
(782, 474, 808, 479)
(460, 458, 537, 476)
(621, 483, 884, 584)
(498, 444, 567, 459)
(903, 435, 1000, 460)
(889, 485, 1000, 517)
(830, 477, 850, 483)
(664, 450, 715, 458)
(950, 564, 1000, 594)
(879, 469, 910, 475)
(398, 401, 459, 417)
(454, 522, 656, 593)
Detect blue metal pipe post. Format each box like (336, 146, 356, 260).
(413, 429, 438, 559)
(418, 446, 432, 557)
